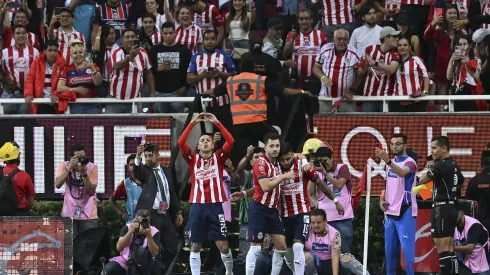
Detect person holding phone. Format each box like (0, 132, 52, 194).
(376, 133, 418, 275)
(0, 8, 39, 50)
(48, 7, 85, 64)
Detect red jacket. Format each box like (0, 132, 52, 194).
(24, 53, 66, 114)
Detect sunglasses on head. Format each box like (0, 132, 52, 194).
(71, 42, 83, 47)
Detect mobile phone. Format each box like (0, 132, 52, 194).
(435, 8, 443, 18)
(54, 7, 62, 15)
(134, 41, 141, 48)
(207, 67, 215, 71)
(292, 24, 300, 33)
(8, 1, 22, 8)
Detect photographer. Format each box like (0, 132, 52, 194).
(106, 210, 160, 275)
(133, 143, 182, 273)
(55, 144, 98, 238)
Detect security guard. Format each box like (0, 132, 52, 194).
(204, 45, 311, 164)
(465, 150, 490, 232)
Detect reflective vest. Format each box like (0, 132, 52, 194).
(226, 72, 267, 125)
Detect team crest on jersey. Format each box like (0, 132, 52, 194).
(112, 10, 120, 19)
(14, 57, 29, 72)
(235, 83, 254, 101)
(257, 232, 263, 240)
(345, 58, 350, 64)
(303, 40, 310, 46)
(203, 159, 210, 170)
(215, 58, 220, 63)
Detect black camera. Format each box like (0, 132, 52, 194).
(139, 218, 150, 229)
(313, 159, 326, 168)
(78, 155, 89, 165)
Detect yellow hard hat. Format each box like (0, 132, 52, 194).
(302, 138, 327, 155)
(0, 142, 20, 162)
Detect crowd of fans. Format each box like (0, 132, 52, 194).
(0, 0, 489, 116)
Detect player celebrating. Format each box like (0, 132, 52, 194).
(177, 112, 235, 275)
(419, 136, 464, 275)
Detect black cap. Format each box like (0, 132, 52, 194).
(396, 13, 410, 26)
(315, 147, 332, 158)
(59, 7, 74, 16)
(267, 16, 284, 29)
(183, 0, 198, 5)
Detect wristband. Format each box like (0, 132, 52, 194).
(321, 75, 327, 80)
(95, 36, 101, 40)
(423, 90, 428, 95)
(301, 158, 308, 167)
(386, 160, 392, 166)
(242, 191, 247, 198)
(301, 89, 305, 94)
(332, 198, 338, 203)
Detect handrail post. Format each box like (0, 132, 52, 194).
(132, 101, 137, 114)
(448, 98, 454, 112)
(382, 99, 389, 112)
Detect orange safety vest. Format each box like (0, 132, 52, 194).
(226, 72, 267, 125)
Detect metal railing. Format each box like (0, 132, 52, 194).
(1, 95, 490, 114)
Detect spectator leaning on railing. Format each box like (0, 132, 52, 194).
(92, 25, 117, 98)
(24, 40, 66, 114)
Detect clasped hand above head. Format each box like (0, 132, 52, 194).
(191, 112, 219, 124)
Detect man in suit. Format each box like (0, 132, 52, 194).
(133, 143, 183, 273)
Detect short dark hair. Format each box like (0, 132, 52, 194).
(359, 4, 375, 17)
(279, 142, 294, 156)
(122, 29, 136, 37)
(127, 154, 136, 165)
(263, 132, 281, 145)
(141, 13, 156, 23)
(135, 209, 150, 217)
(144, 143, 159, 153)
(432, 136, 451, 151)
(297, 8, 313, 18)
(392, 133, 407, 144)
(253, 147, 265, 154)
(12, 24, 26, 34)
(45, 40, 59, 49)
(203, 29, 217, 38)
(13, 9, 29, 20)
(200, 132, 214, 140)
(310, 208, 327, 221)
(161, 21, 176, 31)
(70, 144, 85, 157)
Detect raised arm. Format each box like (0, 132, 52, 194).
(177, 118, 197, 157)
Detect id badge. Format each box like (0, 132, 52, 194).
(75, 204, 81, 218)
(157, 202, 168, 215)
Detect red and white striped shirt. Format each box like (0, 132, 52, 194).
(193, 4, 223, 32)
(186, 150, 228, 204)
(43, 62, 54, 97)
(280, 159, 318, 217)
(481, 0, 490, 29)
(383, 0, 402, 21)
(317, 0, 355, 26)
(110, 46, 152, 100)
(401, 0, 424, 4)
(149, 32, 163, 45)
(363, 45, 400, 96)
(253, 156, 281, 208)
(176, 23, 203, 54)
(316, 43, 361, 98)
(187, 48, 236, 107)
(10, 32, 40, 50)
(53, 27, 85, 65)
(1, 45, 39, 90)
(395, 56, 428, 96)
(286, 30, 327, 77)
(102, 49, 113, 82)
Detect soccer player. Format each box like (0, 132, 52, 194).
(177, 112, 234, 275)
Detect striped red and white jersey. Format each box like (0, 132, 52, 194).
(176, 23, 203, 54)
(319, 0, 355, 26)
(109, 46, 152, 100)
(481, 0, 490, 29)
(1, 45, 39, 90)
(428, 0, 470, 25)
(7, 0, 21, 24)
(316, 43, 361, 98)
(394, 56, 428, 96)
(193, 3, 223, 32)
(280, 159, 318, 217)
(185, 150, 228, 204)
(383, 0, 402, 21)
(53, 27, 85, 65)
(187, 48, 236, 107)
(149, 32, 163, 45)
(363, 45, 400, 96)
(10, 32, 40, 50)
(253, 156, 281, 208)
(452, 59, 479, 88)
(94, 2, 130, 40)
(401, 0, 424, 4)
(286, 29, 327, 77)
(102, 49, 114, 82)
(43, 62, 54, 97)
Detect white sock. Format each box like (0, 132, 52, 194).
(284, 248, 295, 274)
(292, 243, 305, 275)
(271, 249, 286, 275)
(189, 251, 201, 275)
(246, 246, 261, 275)
(221, 250, 234, 274)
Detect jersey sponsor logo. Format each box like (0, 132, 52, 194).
(257, 232, 263, 240)
(14, 57, 29, 72)
(68, 75, 93, 85)
(312, 242, 330, 251)
(303, 215, 310, 224)
(295, 46, 319, 56)
(281, 181, 300, 195)
(387, 169, 398, 178)
(195, 167, 218, 180)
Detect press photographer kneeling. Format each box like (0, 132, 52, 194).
(105, 210, 160, 275)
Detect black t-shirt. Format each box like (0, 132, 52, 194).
(149, 43, 192, 93)
(213, 76, 285, 97)
(466, 169, 490, 218)
(428, 157, 464, 202)
(457, 223, 488, 246)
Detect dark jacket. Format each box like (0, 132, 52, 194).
(133, 161, 181, 220)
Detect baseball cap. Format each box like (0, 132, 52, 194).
(267, 16, 284, 29)
(59, 7, 74, 16)
(0, 142, 20, 162)
(379, 26, 401, 39)
(396, 13, 410, 26)
(473, 28, 490, 44)
(183, 0, 198, 5)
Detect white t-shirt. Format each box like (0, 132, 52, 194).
(349, 25, 382, 56)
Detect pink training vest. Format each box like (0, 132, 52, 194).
(60, 162, 98, 220)
(109, 226, 159, 270)
(384, 156, 418, 217)
(316, 164, 354, 221)
(305, 224, 340, 260)
(454, 216, 490, 273)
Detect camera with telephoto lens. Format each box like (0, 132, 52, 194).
(313, 159, 326, 167)
(139, 218, 150, 229)
(77, 155, 89, 165)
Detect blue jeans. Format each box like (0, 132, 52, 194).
(69, 103, 101, 114)
(384, 207, 416, 275)
(322, 22, 358, 43)
(153, 92, 185, 113)
(104, 96, 133, 114)
(1, 92, 28, 114)
(362, 102, 384, 112)
(329, 219, 353, 254)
